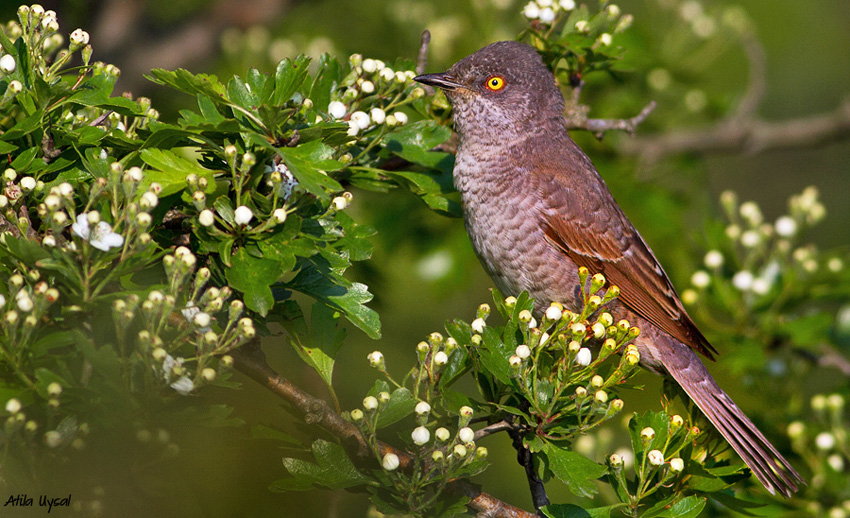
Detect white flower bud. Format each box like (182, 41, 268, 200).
(363, 396, 378, 411)
(393, 111, 408, 125)
(740, 230, 761, 248)
(559, 0, 576, 9)
(433, 351, 448, 365)
(20, 176, 36, 191)
(201, 368, 216, 382)
(539, 7, 555, 23)
(647, 449, 664, 466)
(272, 208, 287, 224)
(360, 80, 375, 94)
(8, 80, 22, 94)
(362, 59, 377, 73)
(193, 312, 211, 328)
(575, 347, 592, 366)
(575, 20, 589, 32)
(0, 54, 16, 74)
(435, 427, 450, 442)
(591, 322, 606, 338)
(515, 344, 531, 359)
(471, 317, 486, 333)
(370, 107, 385, 125)
(452, 444, 468, 458)
(545, 305, 562, 321)
(140, 191, 158, 210)
(5, 398, 22, 414)
(669, 457, 684, 472)
(381, 453, 400, 471)
(379, 68, 395, 82)
(459, 406, 473, 418)
(234, 205, 253, 225)
(350, 110, 370, 130)
(327, 101, 346, 119)
(70, 28, 90, 46)
(367, 350, 384, 367)
(415, 401, 431, 415)
(732, 270, 754, 291)
(786, 421, 805, 439)
(704, 250, 724, 268)
(458, 426, 475, 444)
(332, 195, 349, 211)
(641, 427, 656, 441)
(411, 426, 430, 445)
(816, 432, 836, 451)
(775, 216, 797, 237)
(522, 2, 540, 19)
(690, 270, 710, 289)
(199, 209, 215, 227)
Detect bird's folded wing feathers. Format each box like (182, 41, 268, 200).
(535, 167, 717, 359)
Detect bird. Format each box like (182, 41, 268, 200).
(415, 40, 803, 497)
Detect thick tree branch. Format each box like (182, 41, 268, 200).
(231, 343, 537, 518)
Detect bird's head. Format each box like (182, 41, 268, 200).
(415, 41, 565, 138)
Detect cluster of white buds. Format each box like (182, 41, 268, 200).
(522, 0, 576, 24)
(678, 0, 717, 39)
(325, 54, 418, 137)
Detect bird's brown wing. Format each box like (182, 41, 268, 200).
(533, 159, 717, 359)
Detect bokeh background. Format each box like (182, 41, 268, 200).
(1, 0, 848, 516)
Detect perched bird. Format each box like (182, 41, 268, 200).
(415, 40, 803, 497)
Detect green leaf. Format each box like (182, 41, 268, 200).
(383, 120, 454, 172)
(197, 94, 225, 125)
(140, 148, 215, 197)
(289, 302, 345, 387)
(377, 388, 416, 429)
(543, 443, 607, 498)
(273, 55, 312, 105)
(542, 504, 613, 518)
(289, 260, 381, 339)
(275, 439, 369, 491)
(276, 139, 345, 199)
(654, 496, 706, 518)
(227, 75, 259, 112)
(225, 249, 282, 316)
(628, 410, 669, 457)
(250, 424, 302, 445)
(147, 68, 227, 102)
(477, 326, 515, 385)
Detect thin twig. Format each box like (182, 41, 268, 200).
(231, 343, 537, 518)
(474, 420, 519, 441)
(416, 29, 431, 76)
(508, 426, 550, 515)
(565, 101, 658, 137)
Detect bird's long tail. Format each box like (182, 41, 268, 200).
(658, 336, 804, 497)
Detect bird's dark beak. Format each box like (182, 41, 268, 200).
(414, 72, 463, 91)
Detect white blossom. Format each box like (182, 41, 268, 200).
(411, 426, 430, 445)
(545, 305, 562, 321)
(415, 401, 431, 415)
(392, 111, 408, 125)
(471, 317, 486, 333)
(199, 209, 215, 227)
(575, 347, 592, 366)
(647, 449, 665, 466)
(669, 457, 684, 472)
(90, 221, 124, 251)
(370, 107, 385, 125)
(0, 54, 16, 74)
(381, 453, 400, 471)
(732, 270, 754, 291)
(234, 205, 253, 225)
(350, 110, 370, 130)
(775, 216, 797, 237)
(458, 427, 475, 444)
(170, 376, 194, 395)
(433, 351, 448, 365)
(328, 101, 346, 119)
(690, 270, 710, 289)
(704, 250, 724, 268)
(515, 344, 531, 359)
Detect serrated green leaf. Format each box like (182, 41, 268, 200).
(543, 504, 614, 518)
(276, 439, 369, 491)
(655, 496, 706, 518)
(289, 301, 345, 387)
(225, 249, 282, 316)
(383, 120, 454, 173)
(273, 55, 312, 105)
(140, 148, 214, 197)
(543, 443, 607, 498)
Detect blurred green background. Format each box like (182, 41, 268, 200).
(1, 0, 848, 516)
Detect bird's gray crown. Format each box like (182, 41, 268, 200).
(439, 41, 566, 137)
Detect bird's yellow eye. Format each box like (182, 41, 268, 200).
(485, 76, 506, 91)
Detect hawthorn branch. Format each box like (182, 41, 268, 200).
(565, 101, 658, 137)
(231, 343, 537, 518)
(416, 30, 431, 76)
(620, 99, 850, 163)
